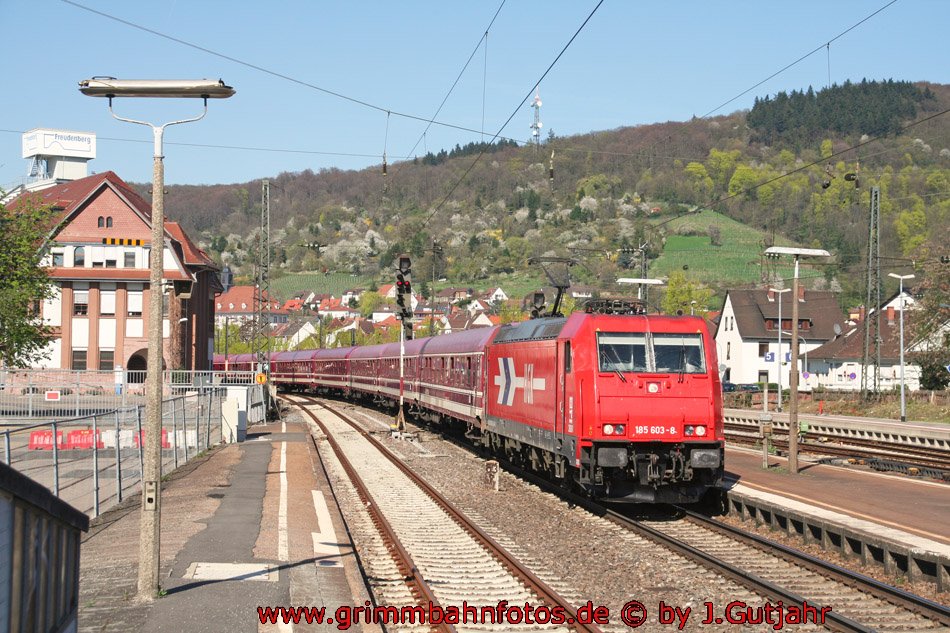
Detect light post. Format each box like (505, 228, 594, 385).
(690, 300, 697, 316)
(888, 273, 914, 422)
(80, 77, 234, 600)
(617, 277, 665, 304)
(768, 287, 791, 412)
(764, 247, 830, 474)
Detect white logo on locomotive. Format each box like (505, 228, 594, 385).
(494, 357, 546, 406)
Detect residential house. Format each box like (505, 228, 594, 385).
(214, 286, 288, 328)
(481, 287, 509, 304)
(806, 291, 927, 391)
(715, 287, 846, 388)
(433, 287, 473, 305)
(439, 311, 495, 334)
(271, 319, 320, 350)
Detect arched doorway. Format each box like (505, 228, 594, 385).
(127, 350, 148, 383)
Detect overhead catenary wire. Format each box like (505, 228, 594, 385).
(59, 0, 911, 172)
(391, 0, 506, 184)
(423, 0, 605, 226)
(60, 0, 512, 146)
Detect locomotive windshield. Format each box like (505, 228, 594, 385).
(597, 332, 706, 374)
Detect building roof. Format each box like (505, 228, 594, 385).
(808, 307, 907, 363)
(215, 285, 285, 314)
(725, 288, 846, 342)
(166, 221, 216, 268)
(11, 171, 213, 280)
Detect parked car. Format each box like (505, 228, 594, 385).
(737, 383, 761, 392)
(722, 381, 737, 392)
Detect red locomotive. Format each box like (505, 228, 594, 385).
(215, 311, 724, 503)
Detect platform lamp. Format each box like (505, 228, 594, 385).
(763, 247, 830, 474)
(79, 78, 234, 600)
(888, 273, 914, 423)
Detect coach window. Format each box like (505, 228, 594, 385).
(564, 342, 572, 374)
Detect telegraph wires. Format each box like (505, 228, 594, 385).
(392, 0, 506, 182)
(60, 0, 904, 170)
(697, 0, 899, 120)
(423, 0, 605, 226)
(700, 107, 950, 210)
(61, 0, 509, 144)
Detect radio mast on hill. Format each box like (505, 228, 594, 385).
(530, 89, 543, 148)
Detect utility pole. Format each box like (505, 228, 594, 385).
(255, 179, 272, 415)
(428, 243, 443, 337)
(861, 187, 881, 400)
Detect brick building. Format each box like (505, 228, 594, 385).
(11, 170, 221, 373)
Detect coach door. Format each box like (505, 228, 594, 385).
(556, 341, 571, 455)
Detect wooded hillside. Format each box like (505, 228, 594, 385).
(153, 80, 950, 309)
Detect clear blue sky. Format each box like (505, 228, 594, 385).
(2, 0, 947, 189)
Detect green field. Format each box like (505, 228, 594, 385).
(269, 271, 376, 301)
(650, 210, 799, 287)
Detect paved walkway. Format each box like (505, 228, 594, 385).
(78, 416, 369, 632)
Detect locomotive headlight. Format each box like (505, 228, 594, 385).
(696, 425, 707, 436)
(615, 425, 625, 435)
(603, 424, 615, 435)
(684, 425, 695, 436)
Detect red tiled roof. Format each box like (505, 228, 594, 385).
(11, 171, 211, 274)
(166, 222, 215, 268)
(215, 285, 285, 314)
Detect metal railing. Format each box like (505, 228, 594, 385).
(0, 460, 88, 633)
(0, 390, 224, 518)
(0, 369, 257, 420)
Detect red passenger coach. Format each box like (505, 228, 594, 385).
(226, 310, 724, 504)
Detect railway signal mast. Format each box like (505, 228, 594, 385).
(394, 255, 412, 434)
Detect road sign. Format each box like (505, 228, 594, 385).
(255, 373, 267, 385)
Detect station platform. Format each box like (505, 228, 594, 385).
(724, 447, 950, 588)
(77, 415, 371, 632)
(75, 413, 948, 631)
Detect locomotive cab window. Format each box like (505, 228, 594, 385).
(597, 333, 648, 372)
(652, 333, 706, 373)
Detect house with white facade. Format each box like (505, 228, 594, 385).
(807, 291, 926, 391)
(715, 287, 846, 388)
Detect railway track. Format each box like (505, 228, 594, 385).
(496, 451, 950, 632)
(625, 509, 950, 632)
(284, 394, 601, 633)
(725, 422, 950, 480)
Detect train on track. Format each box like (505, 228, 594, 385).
(215, 309, 724, 503)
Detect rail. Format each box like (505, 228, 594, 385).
(288, 395, 602, 633)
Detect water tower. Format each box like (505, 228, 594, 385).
(22, 128, 96, 184)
